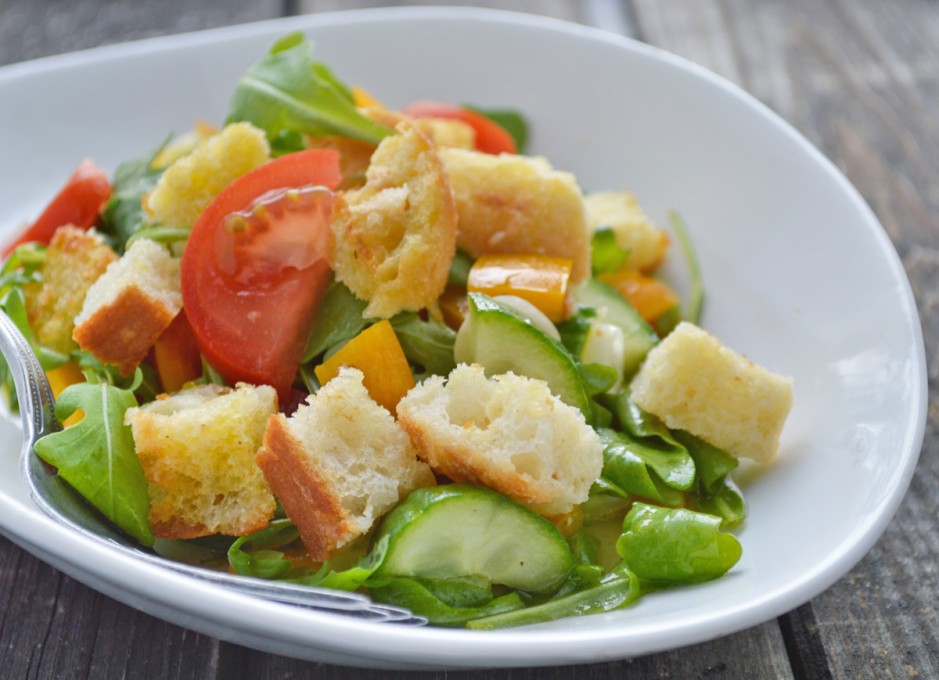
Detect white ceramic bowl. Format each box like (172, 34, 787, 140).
(0, 7, 926, 670)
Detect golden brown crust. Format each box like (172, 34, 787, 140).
(440, 149, 591, 284)
(128, 383, 278, 540)
(73, 285, 176, 376)
(24, 226, 117, 354)
(256, 414, 351, 561)
(304, 135, 377, 190)
(398, 418, 555, 508)
(329, 122, 457, 318)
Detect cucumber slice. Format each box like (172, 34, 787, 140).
(573, 279, 658, 376)
(375, 484, 575, 593)
(454, 292, 591, 417)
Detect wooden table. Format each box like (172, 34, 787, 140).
(1, 1, 936, 677)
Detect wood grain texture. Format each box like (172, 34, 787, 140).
(0, 0, 935, 677)
(0, 0, 282, 66)
(635, 1, 939, 677)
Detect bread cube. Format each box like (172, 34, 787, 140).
(330, 121, 457, 318)
(73, 238, 182, 376)
(629, 322, 793, 462)
(257, 367, 436, 560)
(396, 363, 603, 516)
(125, 383, 278, 539)
(439, 149, 590, 284)
(146, 121, 270, 227)
(24, 226, 117, 354)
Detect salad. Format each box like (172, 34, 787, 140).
(0, 33, 793, 629)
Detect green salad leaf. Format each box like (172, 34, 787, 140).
(389, 312, 457, 381)
(33, 381, 153, 546)
(228, 519, 301, 579)
(371, 577, 525, 627)
(99, 143, 167, 250)
(302, 279, 370, 363)
(675, 430, 747, 528)
(591, 227, 630, 274)
(466, 567, 639, 630)
(597, 428, 694, 505)
(228, 32, 392, 146)
(616, 503, 741, 584)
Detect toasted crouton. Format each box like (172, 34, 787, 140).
(630, 322, 793, 462)
(73, 238, 181, 376)
(362, 107, 476, 150)
(305, 135, 377, 190)
(125, 383, 278, 539)
(145, 121, 270, 227)
(257, 367, 435, 560)
(329, 122, 457, 318)
(396, 364, 603, 516)
(439, 148, 591, 284)
(584, 191, 669, 272)
(24, 226, 117, 354)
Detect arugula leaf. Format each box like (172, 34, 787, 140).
(227, 32, 392, 146)
(447, 250, 474, 287)
(616, 503, 741, 584)
(33, 381, 153, 546)
(669, 210, 705, 325)
(389, 312, 457, 381)
(466, 567, 639, 629)
(302, 279, 369, 363)
(312, 535, 391, 591)
(597, 390, 696, 492)
(556, 306, 597, 358)
(99, 143, 167, 250)
(675, 430, 747, 528)
(371, 577, 525, 627)
(591, 227, 630, 274)
(597, 428, 693, 504)
(228, 519, 301, 579)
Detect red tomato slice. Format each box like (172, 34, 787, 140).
(181, 149, 341, 400)
(401, 101, 517, 154)
(3, 159, 111, 257)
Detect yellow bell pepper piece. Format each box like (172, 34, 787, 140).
(599, 268, 681, 323)
(467, 254, 573, 322)
(46, 361, 85, 427)
(351, 86, 385, 109)
(314, 319, 415, 414)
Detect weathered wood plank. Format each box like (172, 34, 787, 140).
(217, 619, 792, 679)
(633, 1, 939, 677)
(0, 0, 282, 66)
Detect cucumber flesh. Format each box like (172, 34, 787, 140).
(573, 279, 658, 376)
(454, 292, 591, 417)
(376, 484, 575, 593)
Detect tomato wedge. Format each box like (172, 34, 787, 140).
(3, 159, 111, 257)
(401, 101, 517, 154)
(181, 149, 341, 399)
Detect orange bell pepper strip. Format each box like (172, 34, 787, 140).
(153, 310, 203, 393)
(314, 319, 415, 414)
(599, 269, 681, 323)
(466, 254, 573, 322)
(46, 361, 86, 427)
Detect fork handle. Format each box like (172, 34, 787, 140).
(0, 312, 60, 446)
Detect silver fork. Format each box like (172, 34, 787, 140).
(0, 311, 425, 625)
